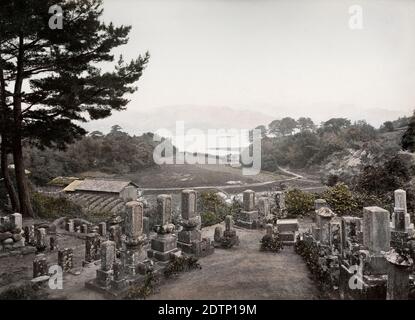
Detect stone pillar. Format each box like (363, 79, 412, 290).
(58, 248, 74, 272)
(35, 228, 47, 252)
(66, 219, 74, 233)
(84, 233, 101, 265)
(363, 206, 390, 254)
(154, 194, 172, 226)
(109, 224, 122, 249)
(120, 201, 147, 276)
(181, 190, 196, 220)
(149, 194, 182, 261)
(33, 254, 48, 278)
(124, 201, 144, 246)
(10, 213, 22, 230)
(258, 197, 270, 223)
(236, 189, 259, 229)
(98, 222, 107, 237)
(24, 225, 36, 245)
(214, 226, 223, 243)
(96, 240, 116, 287)
(316, 207, 335, 245)
(81, 224, 88, 234)
(101, 240, 116, 271)
(340, 216, 362, 253)
(243, 190, 255, 211)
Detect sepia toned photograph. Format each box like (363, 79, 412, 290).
(0, 0, 414, 310)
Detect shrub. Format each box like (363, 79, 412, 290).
(285, 189, 315, 217)
(124, 271, 158, 300)
(198, 192, 230, 227)
(0, 282, 46, 300)
(260, 233, 283, 253)
(322, 183, 359, 216)
(31, 192, 82, 219)
(164, 256, 201, 278)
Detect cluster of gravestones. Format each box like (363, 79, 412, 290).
(235, 189, 298, 250)
(85, 189, 217, 295)
(0, 213, 50, 258)
(298, 189, 415, 300)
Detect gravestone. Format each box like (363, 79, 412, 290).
(120, 201, 148, 276)
(33, 254, 48, 278)
(257, 197, 270, 225)
(177, 190, 214, 257)
(10, 213, 22, 230)
(66, 219, 74, 233)
(96, 240, 116, 287)
(277, 219, 299, 245)
(58, 248, 74, 272)
(148, 194, 181, 262)
(35, 228, 47, 252)
(316, 207, 336, 245)
(98, 222, 107, 237)
(84, 233, 101, 265)
(236, 190, 259, 229)
(391, 189, 414, 248)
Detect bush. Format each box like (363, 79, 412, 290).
(260, 233, 283, 253)
(31, 192, 82, 219)
(198, 192, 230, 227)
(0, 282, 47, 300)
(164, 256, 201, 278)
(285, 189, 315, 217)
(322, 183, 359, 216)
(124, 271, 158, 300)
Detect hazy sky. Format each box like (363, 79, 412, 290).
(94, 0, 415, 131)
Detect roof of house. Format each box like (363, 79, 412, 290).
(63, 179, 138, 193)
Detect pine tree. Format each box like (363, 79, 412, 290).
(0, 0, 149, 216)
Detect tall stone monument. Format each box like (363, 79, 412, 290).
(236, 189, 259, 229)
(177, 190, 214, 257)
(147, 194, 181, 262)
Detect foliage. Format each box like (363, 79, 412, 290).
(322, 183, 359, 216)
(356, 154, 414, 198)
(402, 111, 415, 152)
(164, 256, 201, 278)
(0, 282, 47, 300)
(260, 233, 283, 253)
(285, 189, 315, 217)
(294, 235, 337, 293)
(24, 129, 160, 185)
(198, 192, 230, 227)
(124, 271, 158, 300)
(31, 192, 82, 219)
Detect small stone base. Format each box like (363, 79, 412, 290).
(279, 231, 297, 246)
(178, 238, 214, 257)
(147, 248, 181, 262)
(235, 220, 258, 229)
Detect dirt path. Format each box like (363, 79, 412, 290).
(149, 224, 320, 300)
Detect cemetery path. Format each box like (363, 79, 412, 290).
(149, 224, 321, 300)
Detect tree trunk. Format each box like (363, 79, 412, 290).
(12, 35, 34, 217)
(0, 60, 20, 212)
